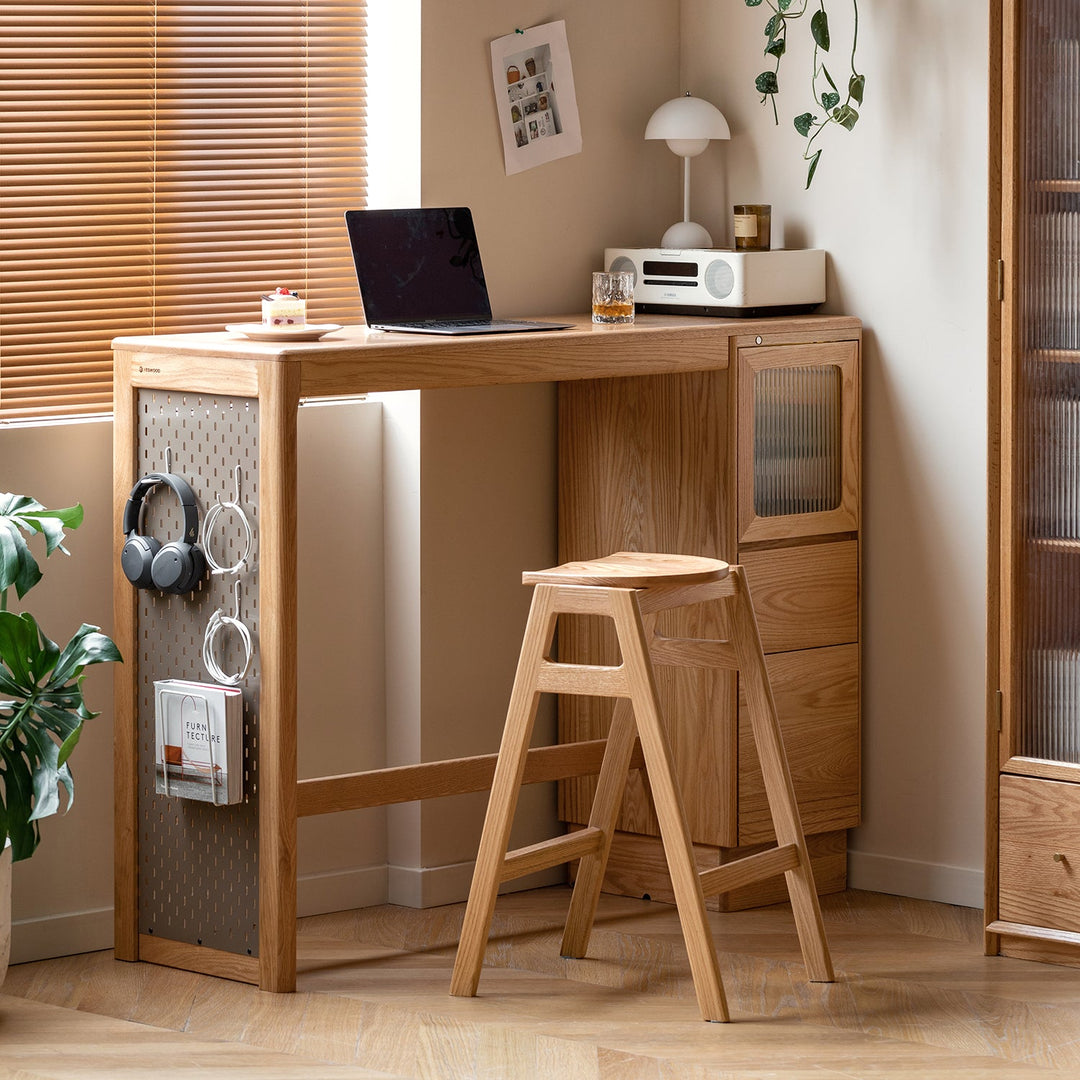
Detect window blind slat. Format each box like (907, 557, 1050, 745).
(1, 1, 366, 421)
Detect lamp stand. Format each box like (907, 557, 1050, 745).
(660, 156, 713, 249)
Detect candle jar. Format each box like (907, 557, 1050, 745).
(733, 204, 772, 251)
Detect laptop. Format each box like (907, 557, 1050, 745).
(344, 207, 573, 335)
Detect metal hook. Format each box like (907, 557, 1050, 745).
(231, 578, 242, 620)
(231, 464, 242, 506)
(165, 446, 173, 473)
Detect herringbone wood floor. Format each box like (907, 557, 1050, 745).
(2, 886, 1080, 1078)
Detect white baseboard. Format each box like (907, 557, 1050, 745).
(848, 849, 984, 909)
(8, 865, 390, 966)
(297, 864, 389, 918)
(10, 906, 113, 966)
(387, 859, 565, 909)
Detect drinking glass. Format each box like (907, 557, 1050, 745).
(592, 271, 635, 324)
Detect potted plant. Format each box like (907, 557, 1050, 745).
(0, 493, 122, 978)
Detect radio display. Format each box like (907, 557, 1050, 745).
(642, 260, 698, 277)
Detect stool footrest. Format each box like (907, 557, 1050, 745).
(501, 827, 605, 883)
(698, 843, 801, 899)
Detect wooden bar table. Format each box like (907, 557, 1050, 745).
(112, 312, 860, 991)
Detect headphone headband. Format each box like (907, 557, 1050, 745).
(122, 472, 200, 544)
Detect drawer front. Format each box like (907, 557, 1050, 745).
(739, 541, 858, 654)
(738, 643, 860, 845)
(1000, 774, 1080, 933)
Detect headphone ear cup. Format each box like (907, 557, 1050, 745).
(151, 541, 206, 594)
(121, 534, 160, 590)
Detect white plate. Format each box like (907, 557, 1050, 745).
(225, 323, 343, 342)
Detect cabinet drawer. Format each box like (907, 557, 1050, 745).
(740, 541, 858, 653)
(738, 643, 860, 845)
(1000, 774, 1080, 933)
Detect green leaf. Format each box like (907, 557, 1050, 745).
(849, 73, 865, 104)
(821, 91, 840, 111)
(0, 610, 119, 861)
(821, 64, 838, 92)
(765, 36, 786, 59)
(806, 148, 823, 188)
(778, 0, 793, 8)
(833, 103, 860, 130)
(764, 13, 783, 38)
(811, 8, 830, 50)
(0, 495, 83, 600)
(49, 623, 121, 688)
(755, 71, 779, 95)
(0, 611, 38, 688)
(745, 0, 764, 6)
(794, 112, 816, 137)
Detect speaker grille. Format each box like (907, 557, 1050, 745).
(704, 258, 735, 299)
(608, 255, 637, 283)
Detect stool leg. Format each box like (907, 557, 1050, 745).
(450, 585, 559, 998)
(728, 567, 834, 983)
(610, 590, 730, 1023)
(561, 696, 638, 959)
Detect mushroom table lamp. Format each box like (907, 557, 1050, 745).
(645, 93, 730, 249)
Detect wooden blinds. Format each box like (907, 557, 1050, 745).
(0, 1, 366, 422)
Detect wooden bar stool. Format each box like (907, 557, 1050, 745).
(449, 552, 834, 1022)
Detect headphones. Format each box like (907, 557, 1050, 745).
(121, 472, 206, 594)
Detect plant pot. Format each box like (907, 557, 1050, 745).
(0, 839, 10, 985)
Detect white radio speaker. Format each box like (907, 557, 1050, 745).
(604, 247, 826, 316)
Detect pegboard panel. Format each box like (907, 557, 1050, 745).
(135, 391, 261, 957)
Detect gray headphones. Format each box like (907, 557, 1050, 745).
(121, 472, 206, 594)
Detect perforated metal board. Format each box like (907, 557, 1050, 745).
(135, 391, 261, 957)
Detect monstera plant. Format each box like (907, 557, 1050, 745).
(746, 0, 866, 187)
(0, 494, 121, 861)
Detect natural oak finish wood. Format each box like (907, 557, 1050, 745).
(449, 554, 832, 1023)
(558, 334, 861, 892)
(112, 313, 857, 994)
(999, 775, 1080, 935)
(985, 0, 1080, 966)
(296, 739, 644, 816)
(739, 541, 859, 653)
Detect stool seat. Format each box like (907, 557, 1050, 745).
(450, 550, 833, 1022)
(523, 551, 729, 588)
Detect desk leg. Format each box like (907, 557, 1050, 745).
(112, 354, 140, 962)
(257, 362, 300, 992)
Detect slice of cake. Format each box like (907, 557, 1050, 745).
(261, 287, 306, 327)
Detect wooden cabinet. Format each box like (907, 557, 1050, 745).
(987, 0, 1080, 964)
(558, 327, 861, 910)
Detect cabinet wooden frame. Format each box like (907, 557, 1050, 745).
(558, 331, 862, 897)
(737, 341, 860, 545)
(986, 0, 1080, 961)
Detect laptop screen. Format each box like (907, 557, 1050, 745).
(344, 207, 493, 324)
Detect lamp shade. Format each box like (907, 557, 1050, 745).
(645, 94, 730, 155)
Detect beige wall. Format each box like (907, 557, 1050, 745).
(5, 0, 992, 964)
(4, 403, 386, 963)
(681, 0, 989, 906)
(394, 0, 683, 898)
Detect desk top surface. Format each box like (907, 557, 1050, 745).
(113, 312, 860, 398)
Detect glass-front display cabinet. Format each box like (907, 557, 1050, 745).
(988, 0, 1080, 962)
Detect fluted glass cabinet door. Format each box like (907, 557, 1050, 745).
(737, 341, 859, 544)
(1012, 0, 1080, 765)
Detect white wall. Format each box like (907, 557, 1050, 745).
(682, 0, 989, 907)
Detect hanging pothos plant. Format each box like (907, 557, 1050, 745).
(746, 0, 865, 188)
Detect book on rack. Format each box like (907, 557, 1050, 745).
(153, 679, 243, 805)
